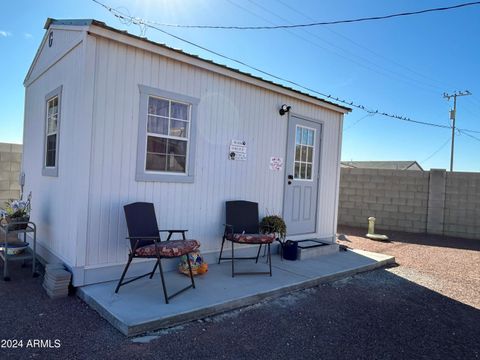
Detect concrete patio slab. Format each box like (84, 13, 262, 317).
(78, 249, 395, 336)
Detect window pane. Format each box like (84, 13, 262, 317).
(301, 146, 307, 162)
(46, 134, 56, 151)
(48, 115, 57, 134)
(147, 116, 168, 135)
(147, 136, 167, 154)
(46, 151, 56, 167)
(306, 164, 312, 179)
(170, 120, 189, 138)
(295, 145, 301, 161)
(300, 163, 306, 179)
(148, 97, 169, 117)
(307, 130, 314, 146)
(167, 139, 187, 156)
(307, 147, 312, 163)
(48, 97, 58, 116)
(167, 155, 186, 173)
(146, 153, 166, 171)
(302, 128, 308, 144)
(46, 134, 56, 167)
(296, 127, 301, 144)
(294, 162, 300, 178)
(171, 102, 188, 120)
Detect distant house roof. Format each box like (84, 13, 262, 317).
(42, 18, 351, 114)
(341, 161, 424, 171)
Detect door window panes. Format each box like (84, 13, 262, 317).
(293, 126, 315, 180)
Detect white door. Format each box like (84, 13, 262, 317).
(283, 115, 322, 235)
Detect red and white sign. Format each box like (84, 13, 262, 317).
(269, 157, 283, 171)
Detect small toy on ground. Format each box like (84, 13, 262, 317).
(178, 251, 208, 276)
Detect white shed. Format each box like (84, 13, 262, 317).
(22, 19, 350, 286)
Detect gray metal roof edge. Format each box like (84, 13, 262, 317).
(44, 18, 96, 29)
(43, 18, 351, 113)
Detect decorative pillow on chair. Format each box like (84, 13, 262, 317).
(226, 233, 275, 244)
(135, 239, 200, 257)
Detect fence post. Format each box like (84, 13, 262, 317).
(426, 169, 446, 235)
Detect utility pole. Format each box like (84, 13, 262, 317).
(443, 90, 472, 172)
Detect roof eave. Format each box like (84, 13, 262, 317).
(44, 18, 96, 29)
(41, 18, 352, 113)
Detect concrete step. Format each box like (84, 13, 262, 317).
(78, 249, 395, 337)
(296, 241, 339, 260)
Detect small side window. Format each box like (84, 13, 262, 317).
(43, 86, 62, 177)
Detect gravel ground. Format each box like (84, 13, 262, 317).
(0, 229, 479, 360)
(337, 226, 480, 309)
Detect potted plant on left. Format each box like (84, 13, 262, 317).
(0, 192, 32, 231)
(260, 215, 287, 242)
(260, 215, 297, 261)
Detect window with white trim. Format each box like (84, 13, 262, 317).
(136, 85, 199, 182)
(146, 96, 190, 173)
(43, 86, 62, 177)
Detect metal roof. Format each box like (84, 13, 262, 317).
(44, 18, 351, 113)
(341, 161, 424, 171)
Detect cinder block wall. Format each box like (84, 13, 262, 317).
(338, 168, 480, 239)
(338, 168, 430, 233)
(444, 172, 480, 239)
(0, 143, 22, 205)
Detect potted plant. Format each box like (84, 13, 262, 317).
(260, 215, 297, 261)
(0, 192, 32, 231)
(260, 215, 286, 241)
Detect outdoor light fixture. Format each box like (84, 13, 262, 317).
(279, 104, 291, 116)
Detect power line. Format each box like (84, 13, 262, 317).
(420, 137, 452, 164)
(122, 1, 480, 30)
(458, 127, 480, 134)
(240, 0, 446, 95)
(274, 0, 460, 94)
(344, 114, 374, 131)
(458, 128, 480, 142)
(92, 0, 475, 133)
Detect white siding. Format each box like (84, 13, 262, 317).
(85, 37, 343, 267)
(26, 28, 84, 86)
(23, 33, 88, 267)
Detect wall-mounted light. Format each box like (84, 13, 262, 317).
(279, 104, 291, 116)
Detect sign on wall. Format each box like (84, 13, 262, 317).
(229, 140, 247, 161)
(269, 157, 284, 171)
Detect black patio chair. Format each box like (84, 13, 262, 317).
(115, 202, 200, 304)
(218, 200, 275, 277)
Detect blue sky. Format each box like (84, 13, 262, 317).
(1, 0, 479, 171)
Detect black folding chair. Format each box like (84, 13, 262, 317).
(115, 202, 200, 304)
(218, 201, 275, 277)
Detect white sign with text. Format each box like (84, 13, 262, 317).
(229, 140, 247, 161)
